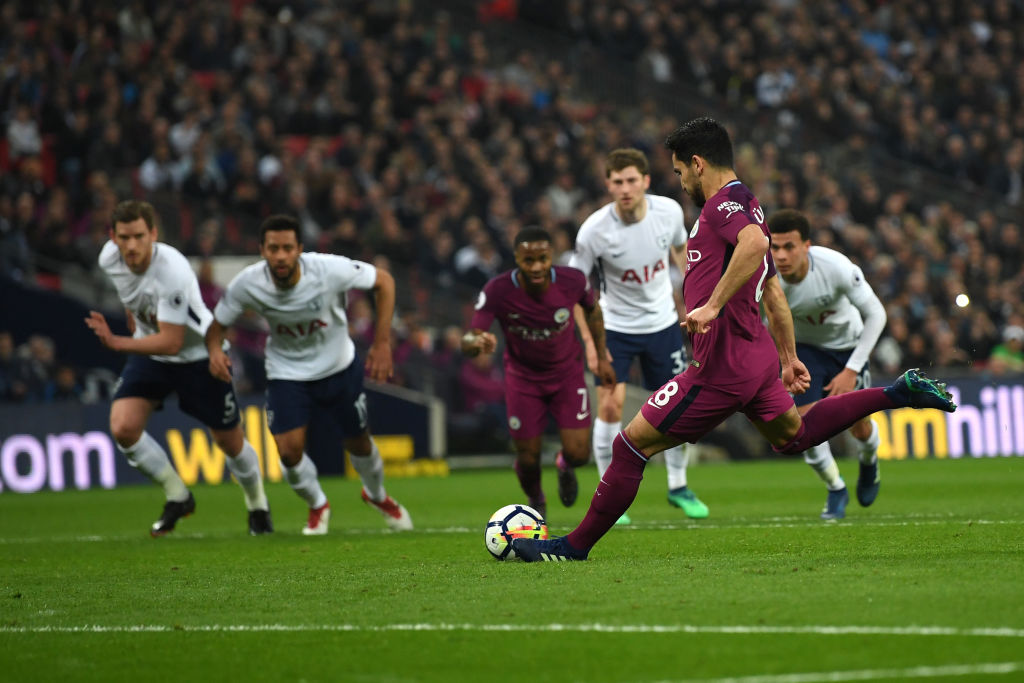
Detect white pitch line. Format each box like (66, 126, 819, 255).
(656, 661, 1024, 683)
(0, 517, 1021, 544)
(2, 623, 1023, 638)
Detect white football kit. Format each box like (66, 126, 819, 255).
(569, 195, 686, 334)
(214, 253, 377, 381)
(99, 240, 212, 363)
(779, 246, 886, 373)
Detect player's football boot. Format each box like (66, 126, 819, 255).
(150, 491, 196, 537)
(821, 486, 849, 520)
(614, 512, 632, 525)
(555, 452, 578, 507)
(248, 508, 274, 535)
(512, 535, 589, 562)
(856, 459, 881, 507)
(302, 502, 331, 535)
(884, 369, 957, 412)
(361, 489, 414, 531)
(667, 487, 709, 519)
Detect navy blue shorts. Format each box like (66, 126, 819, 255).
(793, 343, 871, 407)
(112, 356, 240, 430)
(265, 360, 368, 436)
(603, 323, 687, 390)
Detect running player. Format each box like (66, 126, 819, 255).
(513, 117, 956, 561)
(571, 148, 707, 523)
(206, 214, 412, 535)
(769, 209, 887, 519)
(462, 227, 616, 519)
(86, 200, 272, 537)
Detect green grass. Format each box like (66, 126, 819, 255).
(1, 457, 1023, 682)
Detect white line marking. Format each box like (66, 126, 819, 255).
(1, 624, 1023, 637)
(656, 661, 1024, 683)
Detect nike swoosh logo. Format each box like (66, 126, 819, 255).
(610, 252, 625, 258)
(576, 411, 590, 420)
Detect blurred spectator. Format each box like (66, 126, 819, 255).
(43, 365, 84, 402)
(6, 103, 42, 158)
(988, 325, 1024, 375)
(0, 331, 29, 402)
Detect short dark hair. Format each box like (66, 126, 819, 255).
(111, 200, 158, 231)
(260, 214, 302, 244)
(664, 117, 734, 169)
(606, 148, 649, 177)
(768, 209, 811, 240)
(513, 226, 552, 248)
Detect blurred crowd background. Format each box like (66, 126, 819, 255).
(2, 0, 1023, 448)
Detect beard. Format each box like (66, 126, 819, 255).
(689, 183, 707, 207)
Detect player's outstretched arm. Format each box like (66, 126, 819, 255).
(85, 310, 185, 356)
(581, 300, 616, 388)
(205, 319, 233, 383)
(684, 224, 768, 334)
(761, 276, 810, 395)
(365, 268, 395, 382)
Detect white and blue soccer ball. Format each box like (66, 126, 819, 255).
(484, 504, 548, 561)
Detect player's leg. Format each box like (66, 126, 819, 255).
(515, 373, 728, 562)
(110, 357, 194, 536)
(851, 416, 881, 506)
(267, 379, 329, 534)
(329, 365, 412, 531)
(593, 330, 631, 478)
(180, 362, 272, 533)
(760, 369, 955, 454)
(640, 323, 707, 518)
(550, 370, 593, 508)
(505, 373, 549, 518)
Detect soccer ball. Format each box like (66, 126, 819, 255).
(484, 504, 548, 561)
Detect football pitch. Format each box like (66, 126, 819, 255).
(2, 456, 1022, 683)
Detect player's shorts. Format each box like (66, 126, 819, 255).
(639, 361, 793, 443)
(112, 356, 240, 430)
(792, 343, 871, 407)
(265, 360, 367, 436)
(504, 366, 591, 440)
(603, 322, 686, 390)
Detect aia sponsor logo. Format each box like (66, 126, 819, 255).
(621, 259, 666, 284)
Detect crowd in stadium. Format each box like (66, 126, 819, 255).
(2, 0, 1024, 406)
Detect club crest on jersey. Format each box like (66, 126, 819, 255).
(170, 290, 184, 308)
(308, 296, 323, 311)
(816, 295, 832, 307)
(553, 307, 570, 323)
(656, 233, 670, 250)
(717, 200, 744, 218)
(509, 416, 521, 430)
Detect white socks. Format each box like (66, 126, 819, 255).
(592, 418, 620, 478)
(225, 440, 269, 511)
(857, 421, 880, 464)
(350, 439, 386, 501)
(803, 442, 845, 491)
(118, 431, 189, 502)
(665, 444, 690, 490)
(284, 453, 328, 509)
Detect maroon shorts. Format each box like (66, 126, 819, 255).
(639, 362, 793, 443)
(504, 368, 591, 439)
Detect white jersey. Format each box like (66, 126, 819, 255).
(214, 252, 377, 381)
(569, 194, 686, 334)
(98, 240, 212, 363)
(780, 246, 886, 373)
